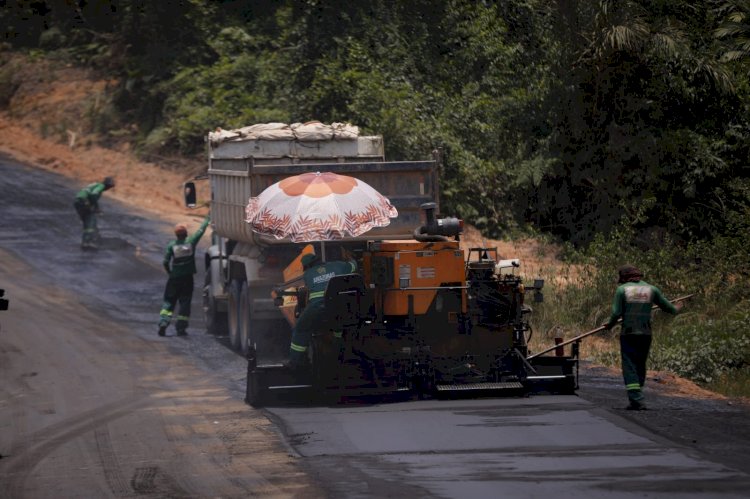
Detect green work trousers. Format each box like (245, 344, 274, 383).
(620, 334, 652, 404)
(159, 275, 194, 333)
(74, 200, 99, 248)
(289, 300, 325, 365)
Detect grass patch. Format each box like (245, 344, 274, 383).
(704, 367, 750, 398)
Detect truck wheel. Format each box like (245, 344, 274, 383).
(228, 279, 242, 351)
(239, 281, 250, 355)
(203, 285, 227, 336)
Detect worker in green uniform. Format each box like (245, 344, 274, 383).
(73, 176, 115, 250)
(158, 215, 211, 337)
(288, 250, 358, 369)
(604, 265, 682, 410)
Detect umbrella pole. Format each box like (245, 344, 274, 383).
(320, 241, 326, 262)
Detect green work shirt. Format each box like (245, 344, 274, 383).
(75, 182, 106, 209)
(163, 216, 211, 278)
(304, 259, 358, 303)
(606, 280, 678, 335)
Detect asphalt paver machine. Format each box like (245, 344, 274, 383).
(245, 204, 578, 406)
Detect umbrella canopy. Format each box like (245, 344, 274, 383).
(245, 171, 398, 242)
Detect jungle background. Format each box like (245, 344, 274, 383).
(1, 0, 748, 397)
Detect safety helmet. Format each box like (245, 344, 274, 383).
(103, 176, 116, 189)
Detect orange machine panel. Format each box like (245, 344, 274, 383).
(368, 240, 466, 316)
(275, 244, 316, 328)
(283, 243, 316, 283)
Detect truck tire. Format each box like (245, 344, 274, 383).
(239, 281, 250, 355)
(203, 283, 227, 336)
(228, 279, 242, 351)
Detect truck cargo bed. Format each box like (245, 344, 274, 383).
(209, 159, 439, 243)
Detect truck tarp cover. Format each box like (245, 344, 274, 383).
(208, 121, 360, 145)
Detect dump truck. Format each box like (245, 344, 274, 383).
(196, 122, 441, 353)
(192, 122, 577, 405)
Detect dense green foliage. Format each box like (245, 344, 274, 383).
(2, 0, 749, 389)
(3, 0, 750, 243)
(652, 310, 750, 383)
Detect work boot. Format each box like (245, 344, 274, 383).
(158, 325, 167, 337)
(176, 329, 188, 337)
(626, 400, 647, 411)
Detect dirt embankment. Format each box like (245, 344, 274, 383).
(0, 52, 208, 229)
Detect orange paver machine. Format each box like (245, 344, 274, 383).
(245, 204, 578, 405)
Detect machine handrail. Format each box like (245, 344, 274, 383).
(527, 294, 695, 360)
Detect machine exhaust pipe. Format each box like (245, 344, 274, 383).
(414, 202, 463, 241)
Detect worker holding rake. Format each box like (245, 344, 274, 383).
(604, 265, 683, 411)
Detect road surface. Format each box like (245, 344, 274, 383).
(0, 157, 320, 497)
(271, 395, 749, 498)
(1, 156, 749, 498)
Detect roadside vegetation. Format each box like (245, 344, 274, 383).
(529, 208, 750, 396)
(1, 1, 748, 396)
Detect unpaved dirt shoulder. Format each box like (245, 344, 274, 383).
(0, 113, 209, 231)
(0, 52, 202, 226)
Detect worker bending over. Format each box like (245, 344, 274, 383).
(73, 176, 115, 250)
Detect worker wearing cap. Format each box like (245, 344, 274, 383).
(288, 250, 357, 368)
(73, 176, 115, 250)
(158, 215, 211, 337)
(604, 265, 682, 410)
